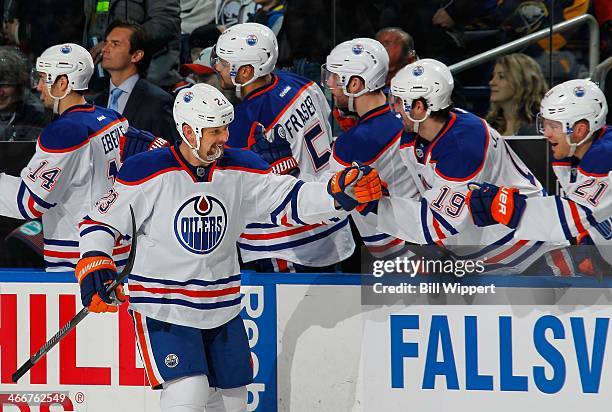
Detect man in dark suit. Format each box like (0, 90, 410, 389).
(92, 20, 178, 143)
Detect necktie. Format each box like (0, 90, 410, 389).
(109, 87, 125, 112)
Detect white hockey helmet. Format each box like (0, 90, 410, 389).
(389, 59, 454, 132)
(322, 38, 388, 111)
(212, 22, 278, 97)
(537, 79, 608, 156)
(35, 43, 94, 113)
(174, 83, 235, 164)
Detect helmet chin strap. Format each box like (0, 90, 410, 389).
(406, 109, 430, 134)
(341, 85, 368, 113)
(47, 84, 71, 115)
(182, 132, 223, 166)
(231, 69, 258, 99)
(565, 131, 593, 157)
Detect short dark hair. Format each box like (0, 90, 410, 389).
(189, 24, 223, 50)
(105, 19, 152, 77)
(415, 97, 452, 122)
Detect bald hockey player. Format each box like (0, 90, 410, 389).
(76, 83, 382, 411)
(376, 58, 573, 274)
(467, 79, 611, 266)
(212, 22, 354, 272)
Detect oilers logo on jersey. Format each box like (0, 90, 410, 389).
(174, 195, 228, 254)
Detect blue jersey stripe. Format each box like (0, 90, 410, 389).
(44, 238, 80, 247)
(44, 260, 77, 269)
(27, 185, 55, 209)
(361, 233, 391, 242)
(129, 296, 242, 310)
(450, 231, 515, 260)
(431, 210, 458, 235)
(290, 181, 307, 225)
(554, 197, 573, 240)
(16, 181, 32, 219)
(129, 273, 241, 287)
(80, 225, 116, 238)
(576, 203, 599, 229)
(238, 218, 349, 251)
(420, 199, 434, 245)
(270, 180, 303, 225)
(486, 241, 545, 270)
(246, 223, 280, 229)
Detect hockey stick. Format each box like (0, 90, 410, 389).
(11, 206, 137, 383)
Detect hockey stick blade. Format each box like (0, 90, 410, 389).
(11, 206, 137, 383)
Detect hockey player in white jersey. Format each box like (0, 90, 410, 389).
(76, 83, 382, 411)
(321, 38, 414, 258)
(376, 58, 573, 274)
(212, 22, 355, 272)
(467, 79, 611, 267)
(0, 43, 168, 272)
(0, 44, 123, 271)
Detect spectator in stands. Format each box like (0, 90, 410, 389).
(83, 0, 181, 89)
(1, 0, 83, 59)
(91, 20, 178, 143)
(188, 24, 223, 63)
(180, 0, 216, 64)
(0, 46, 48, 141)
(248, 0, 286, 35)
(375, 27, 416, 87)
(179, 46, 238, 104)
(487, 53, 548, 136)
(216, 0, 257, 28)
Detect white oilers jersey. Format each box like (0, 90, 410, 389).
(377, 109, 571, 274)
(328, 105, 417, 258)
(513, 127, 612, 264)
(0, 104, 130, 271)
(229, 71, 354, 266)
(80, 146, 344, 329)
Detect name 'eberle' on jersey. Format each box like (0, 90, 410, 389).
(101, 125, 126, 154)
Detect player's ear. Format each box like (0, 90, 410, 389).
(237, 65, 254, 83)
(573, 120, 590, 139)
(53, 75, 69, 93)
(347, 76, 364, 93)
(182, 123, 197, 145)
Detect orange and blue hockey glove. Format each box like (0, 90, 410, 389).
(328, 162, 384, 212)
(75, 252, 126, 313)
(466, 182, 526, 229)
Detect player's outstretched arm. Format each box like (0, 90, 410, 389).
(245, 162, 382, 226)
(327, 162, 384, 214)
(0, 173, 30, 219)
(467, 182, 611, 242)
(377, 180, 476, 245)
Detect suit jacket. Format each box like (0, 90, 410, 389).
(83, 0, 182, 87)
(93, 78, 179, 143)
